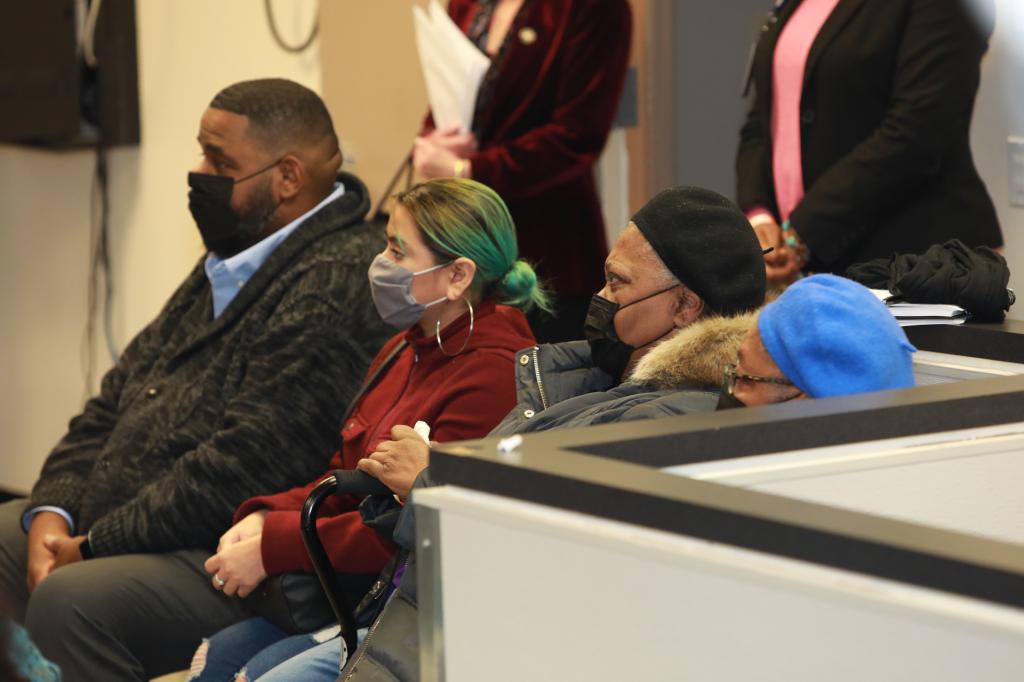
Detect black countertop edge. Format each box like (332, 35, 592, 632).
(906, 319, 1024, 363)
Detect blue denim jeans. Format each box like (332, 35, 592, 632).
(187, 617, 340, 682)
(255, 638, 344, 682)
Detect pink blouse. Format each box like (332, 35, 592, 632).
(770, 0, 841, 222)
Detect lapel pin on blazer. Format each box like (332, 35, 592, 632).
(518, 26, 537, 45)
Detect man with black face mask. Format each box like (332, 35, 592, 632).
(0, 79, 391, 680)
(188, 157, 284, 257)
(488, 186, 767, 434)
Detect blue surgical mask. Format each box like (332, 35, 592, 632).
(368, 253, 451, 329)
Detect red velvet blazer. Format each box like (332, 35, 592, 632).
(445, 0, 632, 298)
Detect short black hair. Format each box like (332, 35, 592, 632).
(209, 78, 339, 155)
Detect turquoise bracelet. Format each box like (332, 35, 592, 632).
(781, 219, 798, 248)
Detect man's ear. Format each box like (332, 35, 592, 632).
(446, 257, 477, 301)
(327, 146, 343, 172)
(275, 155, 305, 201)
(671, 285, 704, 328)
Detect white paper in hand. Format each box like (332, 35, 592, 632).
(412, 0, 491, 132)
(413, 421, 432, 445)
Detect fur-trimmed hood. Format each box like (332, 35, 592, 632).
(628, 313, 757, 390)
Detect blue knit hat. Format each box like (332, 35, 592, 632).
(758, 274, 917, 398)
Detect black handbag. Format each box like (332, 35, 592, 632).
(246, 573, 337, 635)
(245, 338, 409, 635)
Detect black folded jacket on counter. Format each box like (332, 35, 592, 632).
(846, 239, 1013, 322)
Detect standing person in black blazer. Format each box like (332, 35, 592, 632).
(736, 0, 1002, 284)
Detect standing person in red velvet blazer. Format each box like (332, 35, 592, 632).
(413, 0, 633, 343)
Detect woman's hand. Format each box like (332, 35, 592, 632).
(426, 125, 479, 158)
(217, 510, 268, 553)
(766, 249, 803, 287)
(205, 534, 267, 598)
(357, 425, 431, 499)
(750, 217, 784, 266)
(749, 216, 806, 287)
(414, 137, 461, 179)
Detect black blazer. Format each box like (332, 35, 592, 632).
(736, 0, 1002, 272)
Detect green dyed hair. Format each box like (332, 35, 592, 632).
(395, 178, 552, 313)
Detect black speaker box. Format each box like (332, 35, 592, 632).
(0, 0, 140, 148)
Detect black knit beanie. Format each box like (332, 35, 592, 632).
(631, 186, 766, 315)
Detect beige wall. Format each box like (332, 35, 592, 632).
(0, 0, 321, 493)
(319, 0, 431, 209)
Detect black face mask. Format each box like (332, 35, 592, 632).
(715, 391, 746, 410)
(187, 160, 280, 257)
(584, 286, 677, 381)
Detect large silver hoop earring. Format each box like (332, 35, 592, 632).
(436, 298, 474, 357)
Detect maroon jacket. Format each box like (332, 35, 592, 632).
(443, 0, 632, 298)
(235, 301, 535, 576)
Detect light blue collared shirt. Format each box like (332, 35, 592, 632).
(20, 183, 347, 535)
(204, 182, 345, 318)
(21, 505, 75, 534)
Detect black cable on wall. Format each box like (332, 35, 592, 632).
(80, 0, 119, 398)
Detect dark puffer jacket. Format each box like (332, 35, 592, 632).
(340, 313, 756, 681)
(492, 313, 757, 434)
(29, 172, 392, 557)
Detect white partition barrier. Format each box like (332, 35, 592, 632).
(414, 484, 1024, 682)
(666, 422, 1024, 543)
(911, 350, 1024, 385)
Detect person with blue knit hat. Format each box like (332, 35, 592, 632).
(720, 274, 917, 408)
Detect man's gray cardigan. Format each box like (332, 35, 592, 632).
(29, 172, 392, 557)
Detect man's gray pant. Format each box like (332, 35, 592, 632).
(0, 499, 251, 681)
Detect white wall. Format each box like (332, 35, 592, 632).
(971, 0, 1024, 318)
(0, 0, 321, 493)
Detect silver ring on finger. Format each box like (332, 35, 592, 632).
(214, 574, 226, 587)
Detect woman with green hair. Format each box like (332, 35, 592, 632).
(373, 176, 551, 332)
(188, 178, 545, 682)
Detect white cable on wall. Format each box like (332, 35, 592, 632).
(82, 0, 103, 67)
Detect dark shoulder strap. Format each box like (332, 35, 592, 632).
(340, 339, 409, 426)
(370, 152, 414, 222)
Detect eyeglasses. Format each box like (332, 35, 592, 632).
(723, 363, 794, 396)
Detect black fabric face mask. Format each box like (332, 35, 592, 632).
(187, 160, 279, 257)
(715, 390, 746, 410)
(584, 286, 677, 381)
